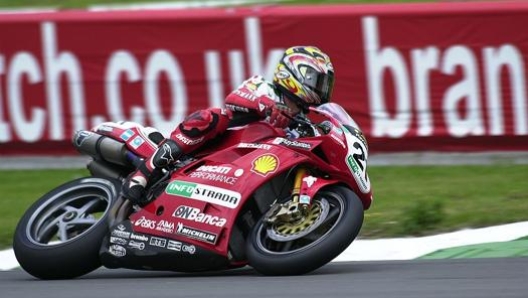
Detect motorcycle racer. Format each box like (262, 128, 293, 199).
(122, 45, 335, 206)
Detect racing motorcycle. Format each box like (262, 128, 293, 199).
(13, 102, 373, 279)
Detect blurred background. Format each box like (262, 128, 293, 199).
(0, 0, 527, 250)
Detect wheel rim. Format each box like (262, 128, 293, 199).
(255, 191, 345, 255)
(25, 178, 115, 247)
(266, 199, 330, 241)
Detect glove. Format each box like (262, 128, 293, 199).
(257, 97, 295, 129)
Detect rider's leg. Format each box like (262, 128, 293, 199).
(122, 108, 232, 205)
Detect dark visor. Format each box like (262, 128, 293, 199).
(304, 67, 335, 104)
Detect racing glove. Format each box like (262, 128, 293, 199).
(257, 97, 295, 129)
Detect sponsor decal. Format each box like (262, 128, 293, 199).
(346, 155, 369, 192)
(176, 223, 218, 245)
(195, 165, 231, 174)
(188, 171, 238, 185)
(134, 216, 156, 229)
(96, 125, 114, 133)
(109, 245, 126, 257)
(237, 143, 272, 150)
(120, 129, 134, 141)
(130, 233, 149, 242)
(158, 143, 176, 165)
(182, 244, 196, 255)
(74, 131, 93, 147)
(234, 169, 244, 177)
(149, 236, 167, 248)
(156, 220, 175, 233)
(165, 181, 241, 209)
(302, 176, 317, 187)
(110, 237, 128, 245)
(234, 89, 258, 101)
(175, 134, 204, 146)
(299, 195, 311, 204)
(128, 240, 145, 250)
(251, 154, 279, 176)
(111, 228, 130, 239)
(164, 241, 195, 255)
(167, 240, 182, 251)
(272, 137, 311, 150)
(226, 104, 249, 113)
(130, 136, 145, 149)
(173, 205, 227, 227)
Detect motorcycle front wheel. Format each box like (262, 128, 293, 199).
(13, 177, 121, 279)
(246, 185, 364, 276)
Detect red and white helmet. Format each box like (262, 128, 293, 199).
(273, 46, 335, 107)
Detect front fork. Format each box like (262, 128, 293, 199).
(264, 167, 314, 224)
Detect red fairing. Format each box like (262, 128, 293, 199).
(127, 103, 373, 260)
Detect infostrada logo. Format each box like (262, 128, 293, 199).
(165, 180, 241, 209)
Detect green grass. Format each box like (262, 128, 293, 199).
(0, 0, 434, 9)
(0, 169, 89, 249)
(1, 165, 527, 249)
(363, 165, 528, 238)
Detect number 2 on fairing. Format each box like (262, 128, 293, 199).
(352, 142, 365, 171)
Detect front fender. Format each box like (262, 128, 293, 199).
(298, 176, 340, 205)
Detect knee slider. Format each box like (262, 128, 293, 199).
(152, 139, 182, 168)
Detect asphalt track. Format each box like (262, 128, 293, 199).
(2, 258, 527, 298)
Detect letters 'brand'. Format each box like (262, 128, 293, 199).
(165, 181, 241, 209)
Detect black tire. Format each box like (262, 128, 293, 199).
(13, 177, 121, 280)
(246, 185, 364, 275)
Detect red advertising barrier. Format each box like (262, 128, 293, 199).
(1, 1, 528, 155)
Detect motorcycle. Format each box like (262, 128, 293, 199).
(13, 102, 373, 279)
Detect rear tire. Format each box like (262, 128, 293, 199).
(13, 177, 121, 279)
(246, 185, 364, 275)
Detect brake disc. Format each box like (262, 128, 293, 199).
(266, 198, 330, 242)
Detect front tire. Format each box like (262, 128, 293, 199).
(13, 177, 121, 279)
(246, 185, 364, 275)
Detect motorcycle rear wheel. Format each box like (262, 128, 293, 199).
(13, 177, 121, 279)
(246, 185, 364, 275)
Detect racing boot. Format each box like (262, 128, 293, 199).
(122, 138, 183, 206)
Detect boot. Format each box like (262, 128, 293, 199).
(122, 139, 183, 206)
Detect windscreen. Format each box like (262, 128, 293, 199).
(315, 103, 360, 129)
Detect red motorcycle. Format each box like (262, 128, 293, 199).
(13, 102, 373, 279)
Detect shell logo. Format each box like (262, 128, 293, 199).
(251, 154, 279, 176)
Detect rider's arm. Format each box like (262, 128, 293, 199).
(224, 75, 277, 118)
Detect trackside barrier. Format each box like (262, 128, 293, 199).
(1, 1, 528, 155)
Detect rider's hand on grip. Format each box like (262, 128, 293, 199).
(258, 96, 295, 129)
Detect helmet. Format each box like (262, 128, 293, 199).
(273, 46, 335, 107)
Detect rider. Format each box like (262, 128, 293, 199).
(122, 46, 335, 206)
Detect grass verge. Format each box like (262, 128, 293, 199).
(1, 164, 527, 249)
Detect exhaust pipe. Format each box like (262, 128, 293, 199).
(72, 130, 131, 167)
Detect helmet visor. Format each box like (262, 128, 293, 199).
(304, 67, 335, 104)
